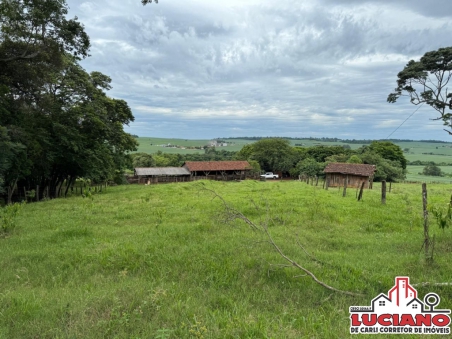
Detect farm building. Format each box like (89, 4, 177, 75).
(183, 161, 252, 181)
(324, 163, 376, 188)
(134, 167, 191, 184)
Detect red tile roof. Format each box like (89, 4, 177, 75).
(324, 163, 376, 177)
(183, 161, 251, 172)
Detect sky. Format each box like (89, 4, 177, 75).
(67, 0, 452, 140)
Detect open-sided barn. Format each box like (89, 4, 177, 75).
(324, 163, 376, 188)
(134, 167, 191, 184)
(183, 161, 251, 181)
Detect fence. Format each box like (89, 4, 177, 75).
(2, 183, 108, 204)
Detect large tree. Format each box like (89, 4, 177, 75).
(248, 138, 295, 173)
(387, 47, 452, 134)
(0, 0, 137, 200)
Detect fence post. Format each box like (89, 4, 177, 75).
(357, 182, 365, 201)
(342, 177, 348, 197)
(381, 181, 386, 204)
(325, 178, 329, 190)
(422, 183, 430, 261)
(389, 182, 392, 193)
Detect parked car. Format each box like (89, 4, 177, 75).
(260, 172, 279, 179)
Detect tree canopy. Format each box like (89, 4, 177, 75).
(387, 47, 452, 135)
(0, 0, 137, 200)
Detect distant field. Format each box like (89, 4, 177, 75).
(134, 137, 252, 154)
(134, 137, 452, 164)
(405, 165, 452, 183)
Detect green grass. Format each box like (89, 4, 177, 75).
(1, 181, 452, 338)
(135, 137, 252, 154)
(405, 166, 452, 183)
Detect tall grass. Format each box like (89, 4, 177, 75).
(0, 181, 451, 338)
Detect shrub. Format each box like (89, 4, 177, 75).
(0, 202, 24, 236)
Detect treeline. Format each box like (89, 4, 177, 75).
(132, 139, 407, 182)
(223, 136, 450, 144)
(0, 1, 137, 202)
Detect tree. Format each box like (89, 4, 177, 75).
(294, 158, 323, 177)
(306, 145, 352, 163)
(359, 152, 405, 182)
(141, 0, 158, 4)
(0, 0, 137, 200)
(387, 47, 452, 135)
(132, 153, 155, 168)
(423, 163, 442, 176)
(368, 141, 407, 169)
(248, 138, 295, 172)
(347, 155, 362, 164)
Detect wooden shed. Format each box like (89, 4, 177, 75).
(134, 167, 191, 184)
(324, 163, 376, 189)
(182, 161, 252, 181)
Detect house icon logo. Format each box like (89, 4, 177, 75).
(349, 277, 451, 335)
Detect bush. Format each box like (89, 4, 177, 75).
(0, 202, 24, 236)
(423, 164, 442, 176)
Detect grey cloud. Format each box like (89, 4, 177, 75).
(318, 0, 452, 18)
(67, 0, 452, 140)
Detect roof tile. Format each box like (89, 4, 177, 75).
(324, 163, 376, 177)
(183, 161, 251, 171)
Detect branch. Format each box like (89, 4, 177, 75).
(203, 187, 364, 297)
(202, 187, 260, 232)
(262, 225, 363, 296)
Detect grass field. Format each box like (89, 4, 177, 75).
(135, 138, 252, 154)
(1, 181, 452, 338)
(405, 166, 452, 183)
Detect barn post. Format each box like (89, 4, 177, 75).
(342, 176, 348, 197)
(381, 180, 386, 204)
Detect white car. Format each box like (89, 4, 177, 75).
(260, 172, 279, 179)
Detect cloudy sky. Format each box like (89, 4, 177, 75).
(67, 0, 452, 140)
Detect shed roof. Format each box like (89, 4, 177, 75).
(324, 163, 376, 177)
(135, 167, 191, 176)
(183, 161, 251, 172)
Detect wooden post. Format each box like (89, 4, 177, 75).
(389, 182, 392, 193)
(381, 181, 386, 204)
(357, 182, 365, 201)
(325, 178, 329, 190)
(422, 183, 430, 260)
(342, 176, 348, 197)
